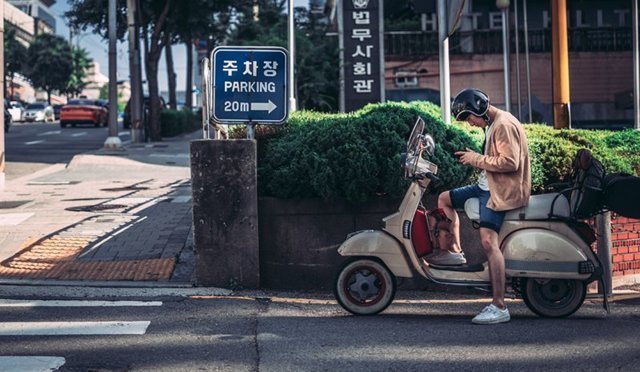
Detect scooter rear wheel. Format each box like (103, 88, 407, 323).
(334, 258, 396, 315)
(521, 278, 587, 318)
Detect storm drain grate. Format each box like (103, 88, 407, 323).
(66, 204, 128, 212)
(0, 200, 31, 209)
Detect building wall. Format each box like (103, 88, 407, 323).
(386, 51, 633, 125)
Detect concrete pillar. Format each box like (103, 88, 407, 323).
(190, 140, 259, 288)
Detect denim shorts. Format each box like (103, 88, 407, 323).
(450, 184, 506, 233)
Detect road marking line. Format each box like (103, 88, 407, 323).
(0, 321, 151, 335)
(0, 356, 65, 372)
(71, 132, 87, 137)
(118, 131, 131, 136)
(25, 140, 45, 145)
(0, 299, 162, 307)
(38, 130, 61, 136)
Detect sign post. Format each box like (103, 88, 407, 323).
(212, 46, 289, 138)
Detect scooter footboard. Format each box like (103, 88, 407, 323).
(503, 228, 594, 280)
(338, 230, 413, 278)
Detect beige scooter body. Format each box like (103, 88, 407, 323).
(338, 180, 598, 286)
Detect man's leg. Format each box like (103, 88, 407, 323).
(437, 191, 462, 254)
(479, 227, 505, 309)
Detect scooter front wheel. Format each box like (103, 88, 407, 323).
(521, 278, 587, 318)
(334, 258, 396, 315)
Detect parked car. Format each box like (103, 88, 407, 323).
(23, 102, 52, 122)
(52, 104, 63, 120)
(4, 105, 12, 132)
(8, 101, 24, 122)
(60, 99, 108, 128)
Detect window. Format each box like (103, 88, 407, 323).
(394, 70, 418, 88)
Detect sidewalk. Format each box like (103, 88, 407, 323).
(0, 131, 200, 285)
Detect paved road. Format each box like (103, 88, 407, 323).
(0, 287, 638, 371)
(4, 121, 130, 179)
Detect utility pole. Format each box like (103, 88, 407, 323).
(104, 0, 122, 149)
(633, 0, 639, 130)
(127, 0, 143, 143)
(288, 0, 297, 112)
(497, 0, 511, 112)
(551, 0, 571, 129)
(0, 2, 5, 191)
(437, 0, 451, 124)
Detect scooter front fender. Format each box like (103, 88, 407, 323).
(338, 230, 413, 278)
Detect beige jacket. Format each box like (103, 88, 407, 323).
(468, 110, 531, 211)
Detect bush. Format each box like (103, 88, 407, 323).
(252, 102, 640, 203)
(258, 101, 478, 203)
(160, 109, 200, 138)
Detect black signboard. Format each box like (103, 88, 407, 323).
(339, 0, 385, 112)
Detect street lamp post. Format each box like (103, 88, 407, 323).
(288, 0, 296, 112)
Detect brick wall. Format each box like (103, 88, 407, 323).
(610, 215, 640, 278)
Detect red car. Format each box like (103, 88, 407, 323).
(60, 99, 108, 128)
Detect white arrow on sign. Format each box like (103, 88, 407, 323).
(250, 100, 277, 114)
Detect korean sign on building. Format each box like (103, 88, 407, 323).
(339, 0, 385, 112)
(212, 46, 288, 124)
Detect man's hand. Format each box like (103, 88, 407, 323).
(454, 148, 478, 165)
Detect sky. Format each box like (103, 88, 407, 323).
(50, 0, 310, 95)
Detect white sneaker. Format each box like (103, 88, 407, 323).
(472, 304, 510, 325)
(427, 250, 467, 266)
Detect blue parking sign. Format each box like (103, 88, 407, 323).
(212, 46, 289, 124)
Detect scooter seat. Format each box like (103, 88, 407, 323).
(463, 193, 571, 221)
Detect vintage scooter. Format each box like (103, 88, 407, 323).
(334, 117, 606, 318)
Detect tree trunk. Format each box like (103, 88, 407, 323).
(164, 33, 177, 110)
(144, 0, 171, 141)
(147, 59, 162, 140)
(185, 39, 193, 110)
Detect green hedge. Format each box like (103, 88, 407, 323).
(160, 109, 200, 138)
(256, 101, 479, 203)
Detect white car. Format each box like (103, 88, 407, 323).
(8, 101, 24, 122)
(23, 102, 52, 122)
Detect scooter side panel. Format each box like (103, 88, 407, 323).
(337, 230, 413, 278)
(503, 228, 591, 280)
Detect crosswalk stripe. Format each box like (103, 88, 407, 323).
(0, 299, 162, 307)
(71, 132, 87, 137)
(0, 321, 151, 335)
(0, 356, 65, 372)
(25, 140, 44, 145)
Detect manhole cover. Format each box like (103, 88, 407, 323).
(100, 186, 149, 192)
(0, 200, 31, 209)
(66, 204, 128, 212)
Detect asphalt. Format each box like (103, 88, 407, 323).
(0, 130, 197, 286)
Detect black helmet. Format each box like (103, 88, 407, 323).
(452, 88, 490, 122)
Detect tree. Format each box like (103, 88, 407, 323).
(228, 1, 339, 112)
(171, 0, 234, 109)
(67, 0, 172, 140)
(4, 22, 28, 99)
(26, 34, 73, 104)
(66, 46, 92, 98)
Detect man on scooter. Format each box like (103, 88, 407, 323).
(434, 88, 531, 324)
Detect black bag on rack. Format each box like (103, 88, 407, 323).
(569, 149, 606, 219)
(603, 172, 640, 219)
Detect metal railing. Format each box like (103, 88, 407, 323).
(384, 28, 632, 58)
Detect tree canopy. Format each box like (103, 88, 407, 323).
(26, 33, 73, 104)
(4, 22, 28, 97)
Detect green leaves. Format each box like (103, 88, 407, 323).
(257, 101, 477, 203)
(26, 34, 73, 103)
